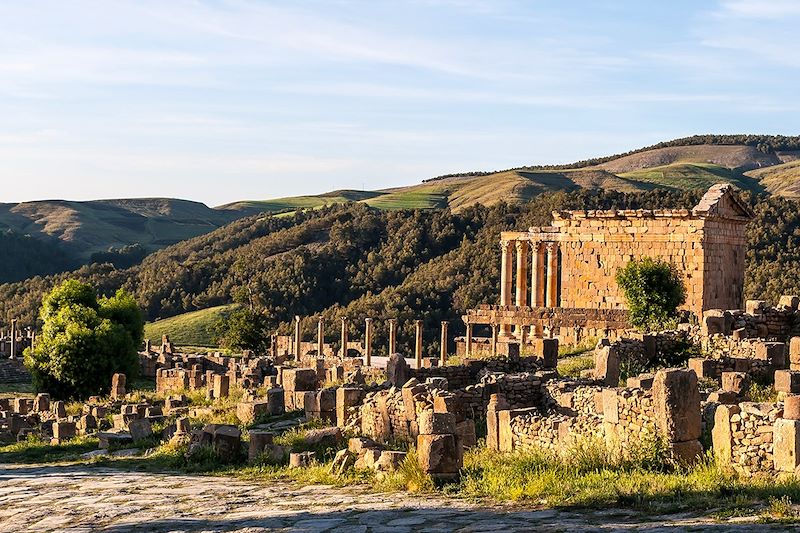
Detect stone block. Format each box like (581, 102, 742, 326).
(774, 419, 800, 473)
(775, 370, 800, 394)
(669, 440, 703, 465)
(98, 431, 132, 449)
(721, 372, 749, 395)
(13, 398, 28, 415)
(790, 337, 800, 369)
(33, 394, 50, 413)
(746, 300, 766, 315)
(374, 450, 406, 472)
(418, 411, 456, 435)
(77, 414, 97, 434)
(212, 374, 230, 399)
(602, 388, 619, 424)
(336, 387, 363, 427)
(786, 395, 800, 420)
(111, 373, 126, 400)
(485, 394, 508, 451)
(128, 418, 153, 441)
(266, 387, 285, 416)
(289, 451, 315, 468)
(303, 427, 343, 447)
(248, 430, 275, 462)
(52, 421, 76, 440)
(455, 419, 477, 448)
(712, 404, 738, 465)
(626, 373, 654, 390)
(706, 391, 739, 404)
(594, 345, 620, 386)
(532, 338, 558, 369)
(653, 368, 701, 442)
(688, 358, 716, 380)
(212, 425, 241, 462)
(416, 433, 462, 478)
(702, 310, 725, 336)
(282, 368, 318, 392)
(236, 400, 271, 425)
(732, 328, 747, 341)
(755, 342, 787, 367)
(386, 353, 410, 387)
(348, 437, 377, 454)
(779, 295, 800, 310)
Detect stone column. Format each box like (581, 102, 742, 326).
(499, 240, 513, 306)
(545, 242, 559, 308)
(491, 323, 499, 356)
(340, 317, 348, 358)
(388, 319, 397, 355)
(415, 320, 423, 369)
(515, 241, 528, 307)
(465, 322, 473, 358)
(531, 242, 546, 307)
(10, 318, 17, 359)
(440, 321, 449, 366)
(499, 240, 514, 336)
(364, 318, 373, 367)
(317, 317, 325, 357)
(294, 316, 301, 362)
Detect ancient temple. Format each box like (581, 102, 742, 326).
(462, 184, 754, 348)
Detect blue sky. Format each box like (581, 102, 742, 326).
(1, 0, 798, 206)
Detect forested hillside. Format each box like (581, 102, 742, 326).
(5, 188, 798, 354)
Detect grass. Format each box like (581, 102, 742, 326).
(0, 435, 99, 463)
(0, 382, 34, 399)
(144, 304, 239, 347)
(557, 355, 594, 378)
(619, 162, 762, 193)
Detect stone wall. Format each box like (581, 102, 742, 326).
(0, 359, 31, 384)
(712, 402, 783, 475)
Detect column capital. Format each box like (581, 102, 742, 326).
(364, 317, 372, 324)
(341, 316, 348, 323)
(294, 315, 301, 323)
(546, 241, 559, 253)
(514, 240, 529, 252)
(500, 239, 514, 251)
(415, 319, 423, 326)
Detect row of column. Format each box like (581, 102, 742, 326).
(294, 316, 450, 367)
(500, 240, 559, 310)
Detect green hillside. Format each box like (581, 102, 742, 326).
(745, 160, 800, 197)
(144, 304, 239, 347)
(618, 162, 764, 192)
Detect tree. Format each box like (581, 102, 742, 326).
(616, 257, 686, 331)
(213, 308, 271, 353)
(23, 280, 144, 400)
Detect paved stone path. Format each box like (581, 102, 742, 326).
(0, 464, 787, 532)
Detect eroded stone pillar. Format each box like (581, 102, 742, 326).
(491, 323, 499, 357)
(440, 321, 449, 366)
(317, 317, 325, 357)
(545, 242, 559, 308)
(10, 318, 17, 360)
(294, 316, 301, 362)
(531, 242, 545, 307)
(515, 241, 528, 307)
(465, 322, 473, 358)
(388, 319, 397, 355)
(340, 317, 348, 358)
(500, 240, 514, 336)
(415, 320, 423, 369)
(364, 318, 373, 367)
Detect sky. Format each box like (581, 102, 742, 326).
(1, 0, 799, 207)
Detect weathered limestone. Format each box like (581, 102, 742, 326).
(515, 240, 528, 307)
(721, 371, 749, 395)
(545, 242, 558, 308)
(440, 321, 448, 366)
(364, 318, 373, 367)
(317, 317, 325, 358)
(774, 419, 800, 473)
(212, 374, 230, 399)
(786, 395, 800, 420)
(594, 345, 620, 386)
(111, 373, 126, 400)
(531, 242, 545, 307)
(415, 320, 423, 369)
(248, 430, 275, 462)
(340, 317, 349, 358)
(388, 319, 397, 355)
(775, 370, 800, 394)
(294, 316, 301, 362)
(386, 353, 410, 387)
(653, 368, 702, 463)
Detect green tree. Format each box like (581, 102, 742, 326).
(616, 257, 686, 331)
(23, 280, 143, 400)
(213, 308, 271, 353)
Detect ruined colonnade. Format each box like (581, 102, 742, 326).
(499, 239, 559, 335)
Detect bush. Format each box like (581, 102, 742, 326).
(616, 257, 686, 331)
(213, 308, 271, 353)
(23, 280, 143, 400)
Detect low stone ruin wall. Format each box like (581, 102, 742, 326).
(711, 401, 785, 475)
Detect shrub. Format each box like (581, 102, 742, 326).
(213, 308, 271, 353)
(616, 257, 686, 331)
(23, 280, 143, 400)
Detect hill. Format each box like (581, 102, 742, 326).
(144, 304, 239, 347)
(3, 135, 799, 285)
(7, 187, 800, 352)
